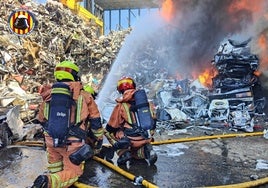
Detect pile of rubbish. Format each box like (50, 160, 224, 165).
(208, 38, 266, 131)
(99, 35, 267, 134)
(155, 38, 267, 133)
(0, 0, 130, 92)
(0, 0, 130, 148)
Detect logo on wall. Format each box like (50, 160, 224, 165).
(8, 10, 37, 36)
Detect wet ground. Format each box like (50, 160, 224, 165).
(0, 126, 268, 188)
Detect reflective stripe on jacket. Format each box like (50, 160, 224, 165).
(107, 89, 136, 129)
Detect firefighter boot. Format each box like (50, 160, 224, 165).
(113, 137, 131, 150)
(117, 151, 132, 165)
(98, 145, 115, 163)
(31, 175, 48, 188)
(144, 144, 157, 166)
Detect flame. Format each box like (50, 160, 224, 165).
(198, 68, 217, 88)
(228, 0, 263, 13)
(258, 33, 268, 70)
(254, 70, 262, 77)
(227, 0, 264, 26)
(161, 0, 174, 22)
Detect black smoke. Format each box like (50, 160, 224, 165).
(164, 0, 262, 76)
(97, 0, 268, 114)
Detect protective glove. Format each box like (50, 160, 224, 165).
(113, 137, 131, 150)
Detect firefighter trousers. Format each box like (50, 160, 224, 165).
(45, 135, 84, 188)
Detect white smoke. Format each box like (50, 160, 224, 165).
(97, 0, 268, 118)
(96, 11, 170, 120)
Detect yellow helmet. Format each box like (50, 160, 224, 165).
(83, 85, 95, 95)
(54, 61, 80, 81)
(83, 84, 97, 99)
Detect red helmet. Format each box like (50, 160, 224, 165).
(117, 76, 136, 93)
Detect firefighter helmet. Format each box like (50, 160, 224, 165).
(54, 61, 80, 81)
(117, 76, 136, 94)
(84, 85, 95, 95)
(84, 84, 98, 99)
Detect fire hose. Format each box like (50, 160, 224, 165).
(13, 141, 158, 188)
(73, 182, 97, 188)
(151, 131, 268, 188)
(13, 131, 267, 188)
(204, 176, 268, 188)
(93, 156, 158, 188)
(151, 131, 264, 145)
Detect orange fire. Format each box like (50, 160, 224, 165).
(258, 33, 268, 70)
(197, 68, 218, 88)
(161, 0, 174, 22)
(254, 70, 262, 77)
(228, 0, 263, 13)
(227, 0, 265, 29)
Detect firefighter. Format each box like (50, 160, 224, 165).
(104, 76, 157, 166)
(82, 84, 115, 161)
(83, 84, 102, 155)
(31, 61, 103, 188)
(83, 84, 98, 100)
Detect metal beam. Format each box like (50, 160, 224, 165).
(94, 0, 161, 10)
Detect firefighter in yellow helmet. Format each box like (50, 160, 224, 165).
(54, 60, 81, 81)
(31, 61, 103, 188)
(83, 84, 104, 155)
(104, 76, 157, 166)
(83, 84, 98, 100)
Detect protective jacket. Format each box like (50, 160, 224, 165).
(38, 81, 103, 188)
(105, 89, 156, 159)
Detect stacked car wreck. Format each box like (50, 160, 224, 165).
(209, 38, 266, 132)
(156, 38, 266, 132)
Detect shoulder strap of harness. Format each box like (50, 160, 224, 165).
(75, 95, 83, 124)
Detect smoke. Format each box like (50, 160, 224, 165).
(97, 0, 268, 117)
(96, 13, 167, 114)
(165, 0, 268, 75)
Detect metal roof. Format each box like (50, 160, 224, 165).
(94, 0, 161, 10)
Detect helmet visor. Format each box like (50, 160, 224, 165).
(55, 67, 80, 81)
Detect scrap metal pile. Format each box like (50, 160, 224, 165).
(155, 38, 267, 132)
(102, 34, 266, 133)
(0, 0, 130, 94)
(0, 0, 129, 147)
(208, 38, 266, 131)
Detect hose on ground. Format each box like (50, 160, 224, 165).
(12, 132, 267, 188)
(93, 156, 159, 188)
(151, 132, 264, 145)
